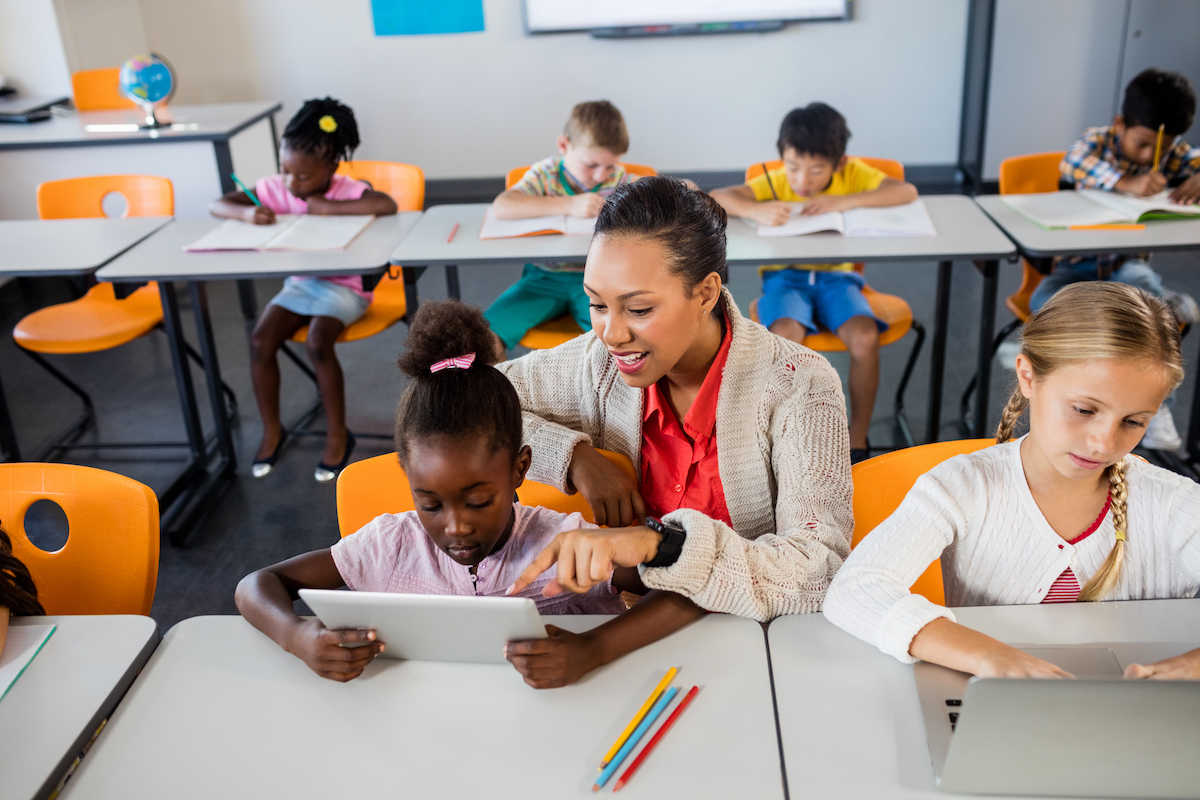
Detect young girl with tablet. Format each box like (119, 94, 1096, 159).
(824, 282, 1200, 679)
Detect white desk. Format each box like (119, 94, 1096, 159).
(94, 213, 422, 544)
(0, 615, 158, 800)
(768, 600, 1200, 799)
(62, 614, 783, 799)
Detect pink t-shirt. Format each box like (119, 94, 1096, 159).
(330, 503, 627, 615)
(255, 173, 373, 300)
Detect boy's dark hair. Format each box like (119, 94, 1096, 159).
(564, 100, 629, 155)
(281, 97, 361, 164)
(595, 176, 729, 314)
(0, 527, 44, 616)
(777, 102, 851, 163)
(1123, 69, 1196, 136)
(394, 301, 522, 466)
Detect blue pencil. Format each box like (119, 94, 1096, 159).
(229, 172, 261, 207)
(593, 686, 678, 792)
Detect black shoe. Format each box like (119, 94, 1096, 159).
(315, 432, 356, 483)
(251, 430, 288, 479)
(850, 447, 870, 465)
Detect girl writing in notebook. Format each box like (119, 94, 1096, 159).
(0, 528, 44, 658)
(210, 97, 397, 482)
(236, 301, 643, 683)
(824, 282, 1200, 680)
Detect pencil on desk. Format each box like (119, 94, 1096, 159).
(613, 685, 700, 792)
(593, 686, 678, 792)
(447, 222, 460, 244)
(599, 667, 678, 769)
(1153, 123, 1165, 173)
(1069, 224, 1146, 231)
(229, 173, 261, 207)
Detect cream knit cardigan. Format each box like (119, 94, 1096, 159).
(824, 439, 1200, 663)
(496, 288, 854, 621)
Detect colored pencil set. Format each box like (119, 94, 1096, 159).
(591, 667, 700, 792)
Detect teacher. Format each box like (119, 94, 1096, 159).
(502, 176, 853, 633)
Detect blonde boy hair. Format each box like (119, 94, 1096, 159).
(995, 282, 1184, 601)
(563, 100, 629, 155)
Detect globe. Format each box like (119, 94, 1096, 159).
(118, 54, 174, 107)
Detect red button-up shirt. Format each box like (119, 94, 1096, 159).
(639, 318, 733, 526)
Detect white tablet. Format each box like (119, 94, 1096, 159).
(298, 589, 548, 664)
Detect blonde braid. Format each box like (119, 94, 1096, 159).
(1077, 460, 1128, 602)
(994, 388, 1028, 443)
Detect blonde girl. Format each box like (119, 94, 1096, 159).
(825, 282, 1200, 679)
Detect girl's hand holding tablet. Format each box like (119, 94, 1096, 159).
(504, 625, 597, 689)
(285, 619, 385, 682)
(567, 442, 646, 528)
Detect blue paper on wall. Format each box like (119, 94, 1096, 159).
(372, 0, 485, 35)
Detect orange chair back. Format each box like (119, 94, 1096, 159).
(336, 161, 424, 211)
(336, 450, 637, 537)
(37, 175, 174, 220)
(1, 463, 159, 615)
(745, 156, 905, 184)
(71, 68, 138, 112)
(998, 152, 1066, 196)
(505, 163, 658, 191)
(852, 439, 997, 605)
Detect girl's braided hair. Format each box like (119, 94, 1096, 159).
(0, 527, 44, 616)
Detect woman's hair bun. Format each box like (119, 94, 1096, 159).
(397, 299, 496, 378)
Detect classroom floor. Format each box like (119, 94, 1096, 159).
(4, 205, 1199, 632)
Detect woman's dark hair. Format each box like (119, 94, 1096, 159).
(594, 176, 728, 312)
(394, 301, 523, 466)
(777, 102, 850, 163)
(281, 97, 361, 164)
(0, 527, 44, 616)
(1123, 69, 1196, 137)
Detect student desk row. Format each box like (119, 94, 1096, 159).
(389, 197, 1017, 442)
(7, 599, 1196, 800)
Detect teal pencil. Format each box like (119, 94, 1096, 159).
(593, 686, 678, 792)
(229, 172, 261, 207)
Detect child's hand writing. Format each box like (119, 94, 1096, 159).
(1124, 647, 1200, 679)
(287, 619, 385, 682)
(504, 625, 599, 689)
(976, 644, 1074, 679)
(752, 201, 794, 227)
(567, 193, 606, 219)
(800, 194, 850, 216)
(246, 205, 276, 225)
(567, 442, 646, 527)
(1169, 173, 1200, 205)
(1116, 171, 1167, 197)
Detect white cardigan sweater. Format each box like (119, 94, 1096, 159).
(824, 439, 1200, 663)
(496, 289, 854, 621)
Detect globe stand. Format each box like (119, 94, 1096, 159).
(134, 101, 169, 130)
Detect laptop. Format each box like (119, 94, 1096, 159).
(915, 645, 1200, 797)
(298, 589, 547, 664)
(0, 95, 69, 123)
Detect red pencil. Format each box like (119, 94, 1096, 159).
(447, 222, 460, 243)
(612, 685, 700, 791)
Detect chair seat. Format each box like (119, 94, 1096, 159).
(290, 273, 407, 344)
(518, 314, 585, 350)
(14, 282, 162, 355)
(750, 286, 915, 352)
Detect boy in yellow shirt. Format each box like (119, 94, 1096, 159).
(712, 103, 917, 462)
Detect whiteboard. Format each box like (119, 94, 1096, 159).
(524, 0, 850, 33)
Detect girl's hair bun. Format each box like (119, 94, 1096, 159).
(397, 299, 497, 378)
(282, 97, 360, 164)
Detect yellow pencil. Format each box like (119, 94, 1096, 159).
(1153, 123, 1165, 173)
(599, 667, 678, 769)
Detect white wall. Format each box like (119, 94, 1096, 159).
(129, 0, 968, 179)
(52, 0, 148, 73)
(0, 0, 72, 97)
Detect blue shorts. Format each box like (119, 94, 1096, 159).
(269, 276, 369, 327)
(758, 269, 886, 335)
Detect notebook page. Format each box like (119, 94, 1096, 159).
(843, 200, 937, 237)
(999, 192, 1128, 228)
(183, 216, 300, 252)
(1083, 189, 1200, 219)
(564, 216, 598, 236)
(756, 204, 846, 237)
(263, 214, 375, 251)
(0, 623, 55, 703)
(479, 207, 567, 239)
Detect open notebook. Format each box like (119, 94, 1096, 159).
(184, 215, 375, 252)
(756, 199, 937, 238)
(0, 623, 55, 702)
(1000, 190, 1200, 229)
(478, 206, 597, 239)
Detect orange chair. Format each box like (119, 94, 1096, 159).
(1, 463, 158, 614)
(336, 161, 425, 211)
(746, 157, 925, 448)
(337, 449, 636, 537)
(959, 152, 1064, 430)
(502, 163, 659, 351)
(71, 68, 138, 112)
(852, 438, 996, 604)
(14, 175, 235, 459)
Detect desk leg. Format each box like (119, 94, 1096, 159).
(925, 260, 953, 443)
(237, 281, 258, 320)
(445, 265, 460, 300)
(973, 260, 1000, 438)
(189, 282, 237, 466)
(157, 282, 207, 514)
(0, 368, 21, 462)
(403, 266, 426, 318)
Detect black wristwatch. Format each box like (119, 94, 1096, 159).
(644, 516, 687, 568)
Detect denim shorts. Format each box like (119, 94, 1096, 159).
(758, 268, 886, 335)
(269, 276, 369, 326)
